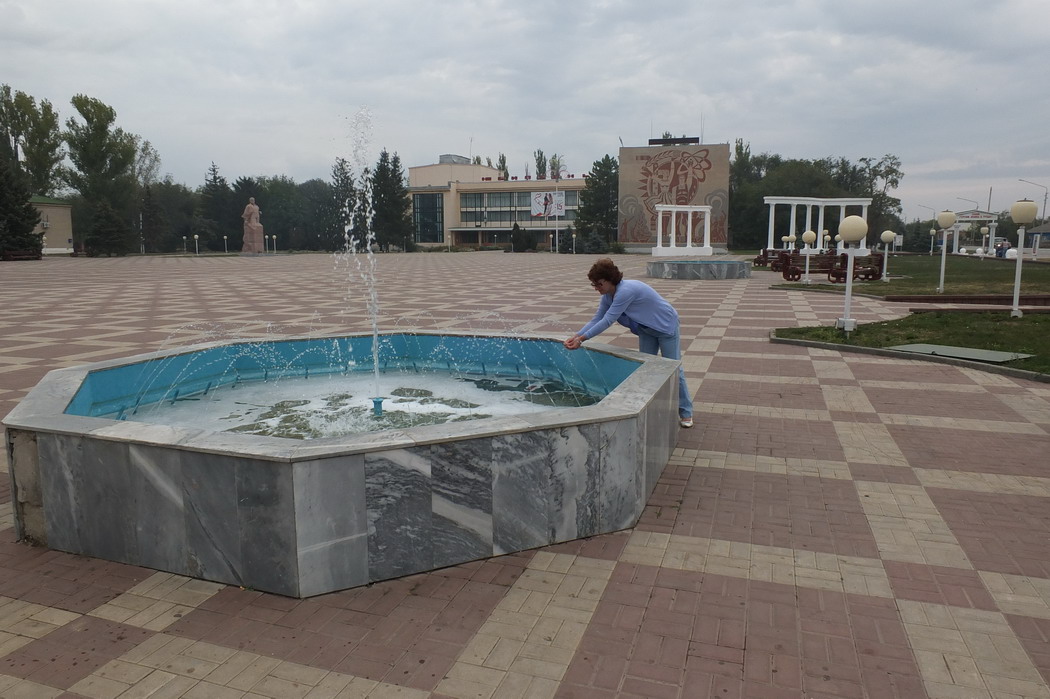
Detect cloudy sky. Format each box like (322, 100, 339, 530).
(4, 0, 1049, 222)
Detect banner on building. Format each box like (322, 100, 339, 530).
(531, 191, 565, 218)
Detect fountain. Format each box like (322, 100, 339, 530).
(3, 331, 679, 597)
(2, 110, 677, 597)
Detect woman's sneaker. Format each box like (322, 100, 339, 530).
(679, 417, 693, 428)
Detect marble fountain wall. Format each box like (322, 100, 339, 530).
(3, 332, 679, 598)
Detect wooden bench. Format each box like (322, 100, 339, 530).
(781, 251, 884, 282)
(752, 248, 782, 268)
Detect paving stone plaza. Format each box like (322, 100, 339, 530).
(1, 252, 1050, 698)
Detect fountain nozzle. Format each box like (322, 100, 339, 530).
(371, 397, 385, 416)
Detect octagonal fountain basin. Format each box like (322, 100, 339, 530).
(647, 259, 751, 280)
(4, 332, 679, 597)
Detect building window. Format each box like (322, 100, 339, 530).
(413, 193, 444, 243)
(565, 190, 579, 207)
(515, 191, 531, 207)
(460, 193, 483, 209)
(487, 192, 512, 208)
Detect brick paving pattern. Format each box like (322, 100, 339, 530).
(0, 252, 1048, 697)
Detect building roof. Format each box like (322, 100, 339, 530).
(30, 196, 72, 206)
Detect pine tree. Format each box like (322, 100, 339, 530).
(575, 155, 619, 243)
(370, 149, 412, 251)
(0, 135, 41, 256)
(84, 201, 132, 256)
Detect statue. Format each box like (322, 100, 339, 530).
(241, 197, 265, 253)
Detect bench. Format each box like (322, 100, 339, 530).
(781, 251, 884, 282)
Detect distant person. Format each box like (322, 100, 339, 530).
(564, 258, 694, 428)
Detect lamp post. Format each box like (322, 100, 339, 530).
(936, 210, 957, 294)
(929, 228, 936, 255)
(800, 230, 817, 284)
(880, 230, 895, 282)
(193, 234, 199, 256)
(1009, 199, 1038, 318)
(223, 235, 228, 254)
(182, 236, 187, 253)
(823, 231, 831, 251)
(835, 215, 869, 333)
(787, 233, 797, 250)
(1018, 179, 1047, 222)
(979, 226, 988, 257)
(572, 232, 577, 254)
(272, 235, 277, 253)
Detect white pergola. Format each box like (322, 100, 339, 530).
(763, 196, 872, 251)
(951, 210, 997, 253)
(651, 204, 713, 257)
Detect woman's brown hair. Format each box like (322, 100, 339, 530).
(587, 258, 623, 285)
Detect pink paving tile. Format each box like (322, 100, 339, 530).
(927, 488, 1050, 578)
(706, 356, 817, 378)
(652, 469, 878, 558)
(883, 561, 998, 610)
(862, 386, 1026, 421)
(697, 378, 829, 411)
(0, 617, 155, 689)
(890, 424, 1050, 476)
(847, 361, 977, 384)
(692, 412, 846, 462)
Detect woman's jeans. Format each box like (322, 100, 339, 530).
(637, 324, 693, 419)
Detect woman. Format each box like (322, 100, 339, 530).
(564, 258, 694, 428)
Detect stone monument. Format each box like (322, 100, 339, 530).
(241, 197, 264, 253)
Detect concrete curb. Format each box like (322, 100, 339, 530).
(769, 331, 1050, 384)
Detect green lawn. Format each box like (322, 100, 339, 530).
(768, 254, 1050, 376)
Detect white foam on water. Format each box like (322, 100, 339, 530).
(127, 371, 597, 439)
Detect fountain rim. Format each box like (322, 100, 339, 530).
(3, 330, 680, 464)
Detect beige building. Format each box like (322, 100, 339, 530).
(617, 141, 730, 250)
(408, 155, 587, 250)
(30, 196, 74, 255)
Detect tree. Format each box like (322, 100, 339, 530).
(61, 95, 137, 215)
(534, 149, 547, 179)
(130, 136, 162, 192)
(575, 154, 619, 243)
(84, 201, 131, 256)
(151, 177, 195, 252)
(370, 149, 412, 251)
(140, 185, 167, 253)
(496, 153, 508, 181)
(0, 85, 64, 196)
(549, 153, 563, 179)
(330, 157, 356, 248)
(198, 163, 237, 248)
(0, 135, 41, 256)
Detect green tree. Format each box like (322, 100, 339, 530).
(62, 95, 137, 221)
(0, 86, 64, 196)
(198, 164, 236, 248)
(0, 135, 41, 256)
(256, 175, 304, 250)
(330, 157, 356, 248)
(298, 178, 338, 251)
(549, 153, 563, 179)
(534, 149, 547, 179)
(496, 153, 508, 181)
(370, 149, 412, 251)
(575, 154, 619, 244)
(140, 185, 167, 253)
(152, 177, 196, 252)
(84, 201, 131, 256)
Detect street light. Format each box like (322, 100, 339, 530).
(272, 235, 277, 253)
(223, 235, 228, 253)
(880, 230, 895, 282)
(929, 228, 936, 255)
(835, 215, 869, 333)
(935, 210, 957, 293)
(193, 234, 199, 256)
(1009, 199, 1038, 318)
(182, 236, 187, 253)
(1018, 179, 1048, 222)
(800, 230, 817, 284)
(572, 232, 577, 254)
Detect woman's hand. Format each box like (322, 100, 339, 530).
(563, 335, 584, 350)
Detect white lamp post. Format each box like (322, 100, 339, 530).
(929, 228, 936, 255)
(223, 235, 228, 254)
(800, 230, 817, 284)
(1009, 199, 1038, 318)
(182, 236, 187, 253)
(787, 233, 797, 250)
(880, 230, 895, 282)
(936, 210, 957, 293)
(835, 215, 869, 332)
(193, 234, 199, 256)
(272, 235, 277, 253)
(572, 232, 577, 254)
(979, 226, 988, 258)
(822, 231, 831, 251)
